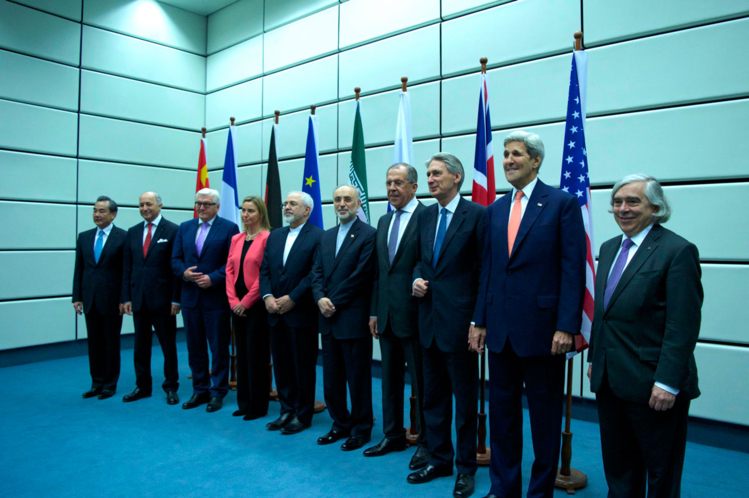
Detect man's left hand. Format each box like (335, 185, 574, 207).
(171, 304, 181, 316)
(195, 275, 212, 288)
(649, 385, 676, 411)
(276, 295, 296, 314)
(551, 331, 574, 355)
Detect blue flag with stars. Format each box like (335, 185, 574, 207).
(303, 115, 324, 229)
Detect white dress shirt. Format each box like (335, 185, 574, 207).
(94, 223, 113, 251)
(284, 222, 306, 266)
(142, 214, 162, 243)
(432, 194, 461, 249)
(387, 197, 419, 253)
(508, 177, 539, 224)
(195, 215, 217, 242)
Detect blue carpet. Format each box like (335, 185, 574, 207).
(1, 342, 747, 497)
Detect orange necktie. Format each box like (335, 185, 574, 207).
(507, 191, 523, 256)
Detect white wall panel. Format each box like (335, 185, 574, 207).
(441, 0, 512, 20)
(585, 0, 749, 46)
(264, 6, 338, 74)
(0, 251, 75, 300)
(338, 82, 440, 150)
(0, 298, 75, 349)
(206, 35, 263, 93)
(339, 25, 440, 99)
(207, 0, 263, 55)
(263, 55, 338, 116)
(206, 121, 263, 169)
(205, 78, 262, 131)
(442, 0, 579, 77)
(83, 0, 207, 55)
(1, 151, 77, 203)
(587, 18, 749, 115)
(691, 344, 749, 425)
(236, 164, 263, 198)
(79, 115, 198, 169)
(80, 71, 204, 130)
(12, 0, 83, 21)
(0, 50, 79, 111)
(264, 0, 337, 32)
(261, 105, 338, 161)
(278, 155, 338, 205)
(701, 265, 749, 345)
(81, 26, 206, 93)
(321, 203, 337, 231)
(0, 100, 78, 156)
(339, 0, 440, 49)
(0, 201, 76, 249)
(0, 2, 81, 66)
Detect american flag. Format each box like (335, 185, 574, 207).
(471, 72, 495, 207)
(559, 51, 594, 354)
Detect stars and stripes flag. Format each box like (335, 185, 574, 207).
(559, 49, 594, 356)
(193, 136, 210, 218)
(303, 114, 324, 229)
(218, 125, 240, 227)
(471, 72, 495, 207)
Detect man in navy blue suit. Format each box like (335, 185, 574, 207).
(471, 131, 586, 498)
(172, 188, 239, 413)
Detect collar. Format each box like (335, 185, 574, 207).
(289, 221, 306, 234)
(144, 214, 162, 228)
(96, 224, 113, 236)
(397, 197, 419, 214)
(438, 194, 461, 214)
(339, 218, 356, 234)
(198, 215, 217, 226)
(623, 223, 654, 248)
(510, 177, 539, 200)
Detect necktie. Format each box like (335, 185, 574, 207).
(388, 210, 404, 264)
(507, 190, 523, 256)
(603, 238, 635, 309)
(143, 222, 153, 258)
(433, 208, 447, 269)
(196, 222, 210, 256)
(94, 230, 104, 264)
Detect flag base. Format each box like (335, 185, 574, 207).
(314, 400, 327, 414)
(555, 467, 587, 494)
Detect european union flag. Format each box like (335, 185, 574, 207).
(303, 115, 324, 228)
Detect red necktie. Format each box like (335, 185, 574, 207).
(507, 191, 523, 256)
(143, 223, 153, 257)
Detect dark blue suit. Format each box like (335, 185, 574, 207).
(475, 179, 586, 498)
(171, 216, 239, 398)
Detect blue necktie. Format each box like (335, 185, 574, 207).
(94, 230, 104, 263)
(388, 210, 403, 264)
(603, 238, 634, 309)
(433, 208, 447, 269)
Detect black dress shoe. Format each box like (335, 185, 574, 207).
(266, 412, 294, 431)
(407, 464, 453, 484)
(482, 495, 499, 498)
(206, 397, 223, 412)
(166, 391, 179, 405)
(453, 474, 475, 498)
(182, 393, 210, 410)
(243, 412, 264, 421)
(232, 409, 247, 417)
(341, 435, 370, 451)
(317, 429, 350, 445)
(123, 388, 151, 403)
(82, 388, 102, 399)
(97, 390, 116, 400)
(363, 437, 408, 457)
(281, 417, 311, 435)
(409, 445, 430, 470)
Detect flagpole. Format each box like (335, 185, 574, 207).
(555, 30, 588, 494)
(228, 117, 239, 391)
(267, 110, 281, 403)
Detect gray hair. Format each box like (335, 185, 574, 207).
(334, 184, 360, 202)
(287, 191, 314, 212)
(96, 195, 117, 213)
(504, 130, 545, 168)
(425, 153, 465, 189)
(388, 163, 418, 184)
(142, 191, 162, 204)
(611, 174, 672, 223)
(196, 188, 220, 204)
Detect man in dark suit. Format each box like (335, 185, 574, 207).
(408, 153, 485, 498)
(73, 195, 127, 400)
(471, 131, 586, 498)
(365, 163, 429, 470)
(588, 174, 702, 498)
(171, 188, 239, 413)
(260, 191, 324, 435)
(312, 185, 377, 452)
(121, 191, 181, 405)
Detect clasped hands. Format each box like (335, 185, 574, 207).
(264, 295, 296, 315)
(183, 266, 212, 288)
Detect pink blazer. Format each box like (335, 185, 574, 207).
(225, 230, 270, 309)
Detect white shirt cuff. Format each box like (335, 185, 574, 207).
(654, 382, 679, 395)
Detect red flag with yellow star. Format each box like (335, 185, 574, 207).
(194, 136, 210, 218)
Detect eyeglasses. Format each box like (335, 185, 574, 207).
(282, 201, 300, 208)
(195, 202, 217, 208)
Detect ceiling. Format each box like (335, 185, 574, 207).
(158, 0, 238, 16)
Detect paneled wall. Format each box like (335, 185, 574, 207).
(1, 0, 748, 426)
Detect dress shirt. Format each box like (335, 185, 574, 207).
(195, 215, 217, 243)
(94, 224, 114, 251)
(336, 218, 355, 256)
(284, 222, 306, 266)
(508, 177, 539, 224)
(432, 194, 461, 249)
(142, 214, 162, 244)
(387, 197, 419, 253)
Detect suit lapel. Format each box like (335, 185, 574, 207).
(280, 226, 296, 273)
(606, 226, 662, 312)
(144, 221, 165, 260)
(436, 198, 467, 268)
(96, 226, 118, 265)
(494, 193, 512, 261)
(390, 203, 421, 270)
(596, 237, 620, 304)
(198, 217, 222, 259)
(510, 181, 548, 259)
(423, 204, 438, 268)
(380, 210, 395, 271)
(331, 219, 359, 273)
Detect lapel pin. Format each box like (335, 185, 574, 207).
(537, 203, 542, 207)
(350, 234, 355, 238)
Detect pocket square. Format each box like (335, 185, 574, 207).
(157, 238, 168, 243)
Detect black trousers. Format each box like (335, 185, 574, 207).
(232, 302, 270, 417)
(84, 305, 123, 392)
(270, 320, 319, 425)
(132, 305, 178, 393)
(422, 340, 478, 474)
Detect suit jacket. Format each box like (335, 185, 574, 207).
(226, 230, 270, 310)
(121, 218, 181, 314)
(72, 225, 127, 315)
(474, 180, 586, 357)
(259, 222, 324, 328)
(311, 218, 377, 339)
(413, 197, 486, 353)
(171, 216, 239, 311)
(589, 224, 702, 403)
(370, 202, 425, 338)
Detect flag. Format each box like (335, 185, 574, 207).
(393, 90, 413, 166)
(218, 126, 240, 227)
(303, 115, 324, 229)
(348, 100, 370, 224)
(265, 124, 282, 230)
(559, 50, 594, 356)
(193, 136, 210, 218)
(471, 72, 495, 207)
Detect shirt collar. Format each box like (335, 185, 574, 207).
(144, 214, 162, 227)
(198, 215, 217, 226)
(289, 221, 306, 234)
(97, 224, 113, 236)
(339, 218, 355, 234)
(440, 194, 461, 214)
(625, 223, 654, 248)
(511, 177, 539, 200)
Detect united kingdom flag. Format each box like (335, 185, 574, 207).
(471, 72, 495, 207)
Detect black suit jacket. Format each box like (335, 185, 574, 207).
(259, 221, 324, 328)
(72, 225, 127, 315)
(370, 202, 425, 338)
(312, 218, 377, 339)
(121, 217, 181, 313)
(589, 224, 703, 403)
(413, 197, 486, 353)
